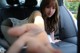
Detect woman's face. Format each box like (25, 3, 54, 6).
(44, 5, 56, 18)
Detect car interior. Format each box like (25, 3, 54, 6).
(0, 0, 78, 53)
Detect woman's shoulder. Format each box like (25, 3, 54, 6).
(33, 10, 41, 13)
(32, 10, 42, 16)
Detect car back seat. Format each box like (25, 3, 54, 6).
(58, 0, 77, 44)
(0, 0, 38, 45)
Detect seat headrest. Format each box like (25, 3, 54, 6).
(24, 0, 37, 7)
(6, 0, 19, 6)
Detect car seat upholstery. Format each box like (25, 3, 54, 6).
(51, 0, 77, 53)
(0, 0, 77, 53)
(0, 1, 10, 50)
(0, 0, 9, 8)
(58, 1, 77, 45)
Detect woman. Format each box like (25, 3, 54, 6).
(28, 0, 60, 42)
(2, 0, 61, 53)
(1, 0, 59, 45)
(1, 0, 60, 52)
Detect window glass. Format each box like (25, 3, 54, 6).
(67, 0, 80, 2)
(36, 0, 42, 7)
(64, 0, 79, 19)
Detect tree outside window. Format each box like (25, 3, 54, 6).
(64, 0, 79, 18)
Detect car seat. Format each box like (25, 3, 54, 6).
(0, 0, 38, 44)
(58, 0, 77, 45)
(51, 0, 77, 53)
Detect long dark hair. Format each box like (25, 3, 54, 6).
(40, 0, 59, 34)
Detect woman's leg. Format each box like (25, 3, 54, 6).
(7, 24, 61, 53)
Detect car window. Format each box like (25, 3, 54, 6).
(36, 0, 42, 7)
(64, 0, 80, 19)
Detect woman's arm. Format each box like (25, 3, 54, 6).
(28, 11, 45, 30)
(50, 31, 55, 41)
(50, 31, 61, 43)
